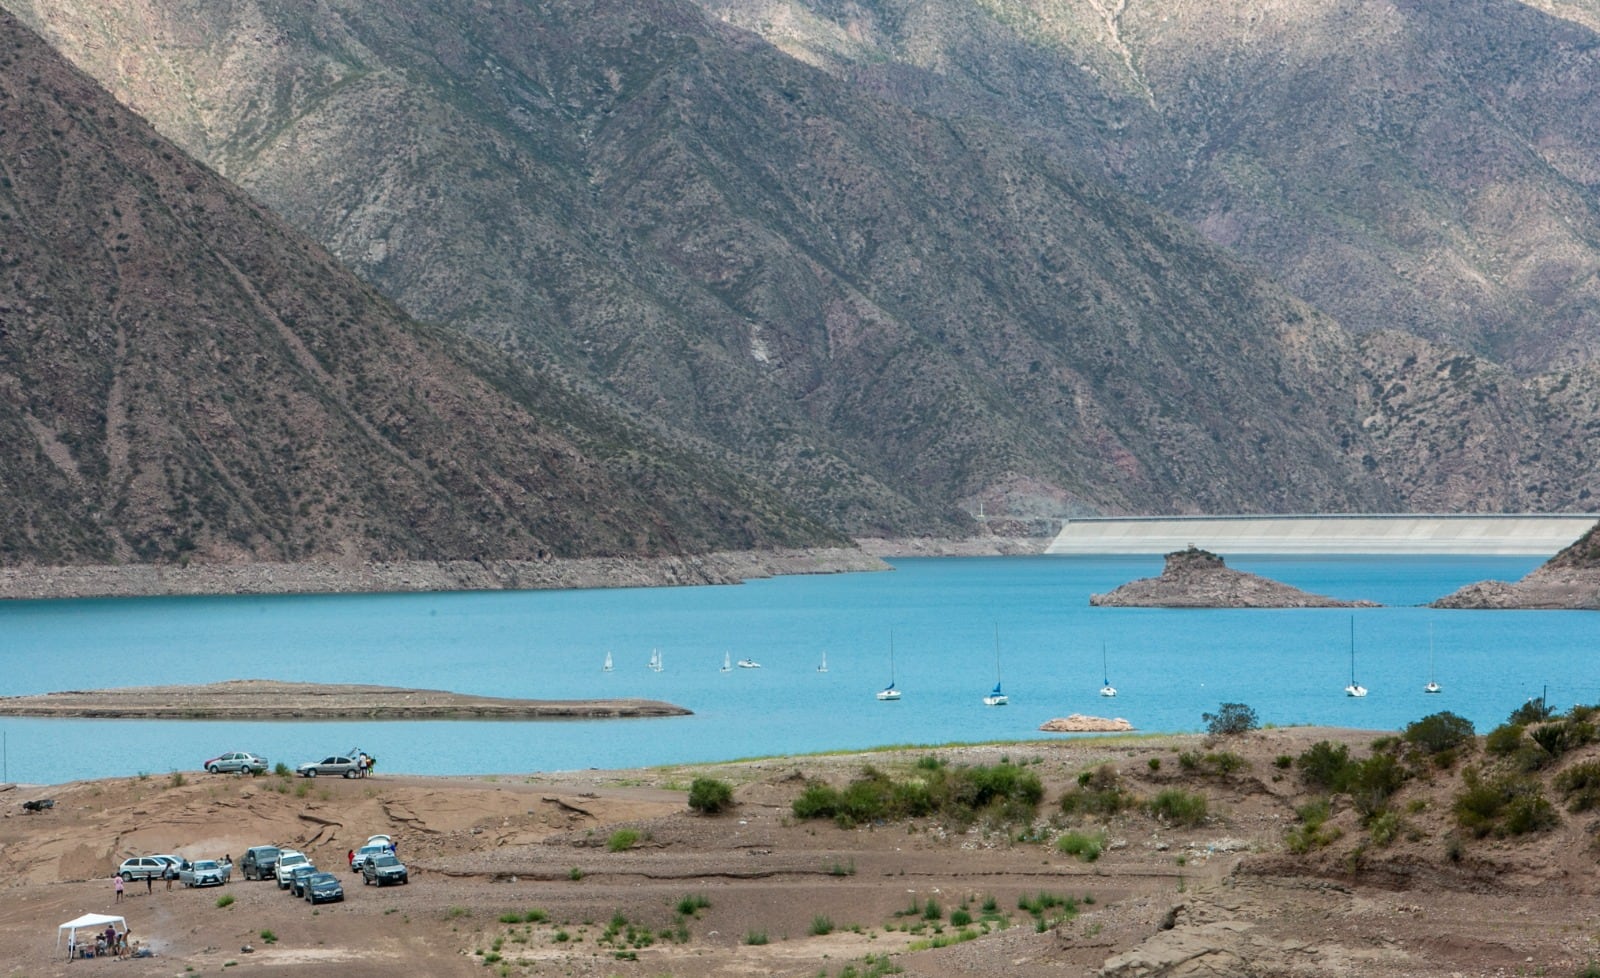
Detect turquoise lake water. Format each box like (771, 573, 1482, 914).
(1, 554, 1591, 785)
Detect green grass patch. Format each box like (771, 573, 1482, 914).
(607, 829, 640, 852)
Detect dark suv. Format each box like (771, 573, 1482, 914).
(240, 845, 281, 881)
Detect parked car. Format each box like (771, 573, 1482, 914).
(274, 850, 311, 889)
(178, 859, 230, 887)
(303, 871, 344, 904)
(295, 755, 360, 778)
(361, 853, 409, 886)
(203, 751, 268, 775)
(286, 863, 319, 897)
(240, 846, 280, 881)
(349, 843, 389, 872)
(117, 856, 170, 882)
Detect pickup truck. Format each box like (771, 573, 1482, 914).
(178, 859, 230, 887)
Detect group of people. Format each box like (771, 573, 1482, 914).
(68, 926, 133, 959)
(352, 748, 376, 777)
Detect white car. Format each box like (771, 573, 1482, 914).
(273, 850, 311, 889)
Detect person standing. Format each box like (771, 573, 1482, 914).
(164, 862, 176, 890)
(113, 874, 124, 902)
(145, 870, 153, 895)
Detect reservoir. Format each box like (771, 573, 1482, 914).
(0, 554, 1590, 785)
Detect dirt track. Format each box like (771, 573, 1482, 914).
(4, 727, 1599, 978)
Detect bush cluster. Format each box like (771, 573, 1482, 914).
(687, 777, 734, 814)
(1059, 764, 1132, 816)
(792, 760, 1043, 828)
(1453, 767, 1557, 838)
(1146, 788, 1208, 827)
(1202, 702, 1259, 736)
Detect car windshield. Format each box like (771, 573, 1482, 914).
(280, 854, 307, 867)
(193, 861, 218, 870)
(373, 855, 399, 867)
(359, 845, 385, 855)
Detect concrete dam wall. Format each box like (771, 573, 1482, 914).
(1044, 514, 1598, 557)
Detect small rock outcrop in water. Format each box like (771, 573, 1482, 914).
(1089, 547, 1379, 608)
(1039, 715, 1134, 733)
(1432, 519, 1600, 609)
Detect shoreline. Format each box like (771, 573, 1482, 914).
(0, 679, 691, 720)
(0, 546, 888, 600)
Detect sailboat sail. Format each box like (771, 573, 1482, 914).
(983, 625, 1008, 705)
(603, 651, 613, 672)
(877, 632, 901, 700)
(1345, 617, 1367, 697)
(1099, 642, 1117, 697)
(1425, 622, 1442, 694)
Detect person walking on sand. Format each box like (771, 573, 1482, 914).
(114, 874, 124, 902)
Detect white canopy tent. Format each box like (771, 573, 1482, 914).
(57, 912, 126, 949)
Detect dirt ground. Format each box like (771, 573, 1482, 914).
(4, 726, 1600, 978)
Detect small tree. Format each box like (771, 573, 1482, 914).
(687, 777, 734, 814)
(1403, 711, 1475, 754)
(1202, 702, 1259, 736)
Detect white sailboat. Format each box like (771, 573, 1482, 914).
(1099, 642, 1117, 697)
(603, 651, 613, 672)
(720, 651, 732, 673)
(649, 648, 664, 673)
(1344, 618, 1367, 697)
(983, 625, 1008, 706)
(737, 657, 761, 668)
(817, 651, 828, 673)
(1424, 622, 1442, 694)
(877, 632, 901, 701)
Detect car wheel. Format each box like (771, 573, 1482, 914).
(206, 764, 219, 774)
(304, 769, 316, 777)
(343, 769, 357, 779)
(121, 872, 134, 883)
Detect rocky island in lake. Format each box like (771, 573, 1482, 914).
(1089, 546, 1379, 608)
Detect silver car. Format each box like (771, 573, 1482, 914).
(204, 751, 268, 775)
(295, 755, 360, 778)
(178, 859, 230, 887)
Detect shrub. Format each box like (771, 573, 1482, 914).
(688, 777, 735, 814)
(1148, 789, 1208, 827)
(923, 897, 942, 921)
(1059, 765, 1130, 816)
(259, 930, 277, 945)
(1297, 741, 1357, 792)
(949, 908, 972, 926)
(1147, 757, 1161, 772)
(1454, 768, 1559, 838)
(273, 762, 291, 777)
(216, 894, 235, 908)
(1530, 720, 1596, 761)
(1348, 753, 1406, 820)
(1056, 830, 1105, 862)
(744, 931, 769, 946)
(1485, 723, 1525, 756)
(1368, 810, 1402, 846)
(1274, 755, 1293, 770)
(1509, 697, 1553, 726)
(810, 915, 834, 936)
(1403, 712, 1476, 754)
(1557, 760, 1600, 812)
(1285, 798, 1340, 854)
(1202, 702, 1258, 736)
(607, 829, 640, 852)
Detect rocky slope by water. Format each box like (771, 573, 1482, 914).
(1090, 547, 1379, 608)
(1432, 519, 1600, 609)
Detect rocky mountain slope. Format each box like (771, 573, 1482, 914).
(0, 12, 839, 568)
(697, 0, 1600, 374)
(1433, 518, 1600, 608)
(10, 0, 1600, 531)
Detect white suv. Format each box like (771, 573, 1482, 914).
(274, 850, 311, 889)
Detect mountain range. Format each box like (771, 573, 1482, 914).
(0, 10, 836, 567)
(5, 0, 1600, 559)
